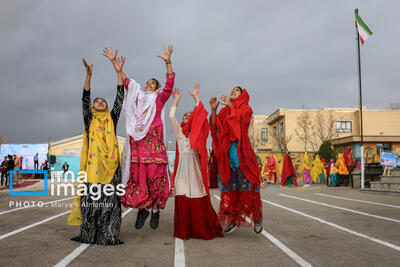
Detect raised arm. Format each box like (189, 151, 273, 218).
(158, 45, 175, 103)
(103, 47, 127, 82)
(82, 58, 93, 129)
(169, 88, 182, 137)
(209, 97, 220, 131)
(110, 56, 126, 127)
(158, 45, 174, 74)
(188, 83, 200, 106)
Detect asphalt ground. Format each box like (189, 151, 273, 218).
(0, 183, 399, 267)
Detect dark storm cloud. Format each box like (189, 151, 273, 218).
(0, 0, 399, 144)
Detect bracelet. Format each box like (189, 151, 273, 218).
(165, 61, 171, 64)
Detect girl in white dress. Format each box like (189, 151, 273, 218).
(169, 85, 223, 240)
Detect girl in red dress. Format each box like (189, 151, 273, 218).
(209, 86, 263, 234)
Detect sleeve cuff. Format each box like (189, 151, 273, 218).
(166, 72, 175, 79)
(83, 89, 90, 96)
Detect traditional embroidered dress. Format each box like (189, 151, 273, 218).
(264, 155, 279, 184)
(210, 90, 262, 227)
(301, 152, 312, 185)
(170, 102, 223, 240)
(68, 85, 124, 245)
(281, 152, 298, 186)
(311, 155, 326, 184)
(121, 73, 175, 210)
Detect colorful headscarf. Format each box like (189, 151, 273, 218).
(68, 107, 120, 226)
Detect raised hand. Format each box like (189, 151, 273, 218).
(82, 58, 93, 76)
(209, 97, 220, 110)
(220, 94, 232, 108)
(157, 45, 173, 62)
(113, 56, 125, 73)
(102, 47, 118, 62)
(189, 83, 200, 104)
(173, 88, 182, 101)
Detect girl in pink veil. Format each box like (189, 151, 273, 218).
(103, 46, 175, 230)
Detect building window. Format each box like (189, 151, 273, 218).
(279, 122, 284, 135)
(336, 120, 352, 133)
(261, 128, 268, 142)
(376, 143, 392, 156)
(273, 126, 277, 136)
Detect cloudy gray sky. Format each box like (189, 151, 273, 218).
(0, 0, 399, 145)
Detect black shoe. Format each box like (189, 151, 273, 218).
(224, 224, 237, 234)
(135, 209, 149, 230)
(150, 210, 160, 229)
(254, 218, 263, 234)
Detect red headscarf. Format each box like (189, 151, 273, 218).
(210, 89, 260, 186)
(280, 152, 298, 186)
(173, 101, 210, 194)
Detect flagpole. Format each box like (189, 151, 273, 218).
(355, 8, 365, 189)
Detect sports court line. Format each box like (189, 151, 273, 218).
(0, 197, 76, 216)
(174, 238, 186, 267)
(54, 208, 133, 267)
(262, 198, 400, 252)
(279, 193, 400, 224)
(0, 210, 71, 240)
(214, 195, 312, 267)
(314, 193, 400, 209)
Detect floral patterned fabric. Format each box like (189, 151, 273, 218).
(121, 73, 174, 209)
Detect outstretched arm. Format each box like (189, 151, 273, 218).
(188, 83, 200, 106)
(82, 58, 93, 129)
(158, 45, 174, 74)
(209, 97, 220, 130)
(103, 47, 127, 82)
(111, 56, 126, 126)
(169, 88, 182, 137)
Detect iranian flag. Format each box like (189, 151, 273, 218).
(355, 9, 373, 45)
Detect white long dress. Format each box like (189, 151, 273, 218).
(169, 106, 207, 198)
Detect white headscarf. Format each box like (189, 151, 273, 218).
(121, 78, 167, 186)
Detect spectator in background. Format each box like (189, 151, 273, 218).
(34, 153, 39, 170)
(62, 162, 69, 173)
(1, 156, 8, 186)
(13, 155, 21, 185)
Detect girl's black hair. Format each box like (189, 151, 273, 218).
(93, 97, 108, 108)
(150, 78, 161, 90)
(235, 86, 243, 93)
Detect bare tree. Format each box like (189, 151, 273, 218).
(272, 134, 293, 152)
(294, 110, 312, 151)
(309, 109, 340, 150)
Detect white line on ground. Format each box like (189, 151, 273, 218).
(279, 193, 400, 224)
(0, 197, 76, 216)
(0, 211, 71, 240)
(214, 195, 312, 267)
(54, 208, 133, 267)
(262, 198, 400, 252)
(314, 193, 400, 209)
(174, 238, 186, 267)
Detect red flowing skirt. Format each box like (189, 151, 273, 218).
(174, 195, 223, 240)
(218, 189, 263, 227)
